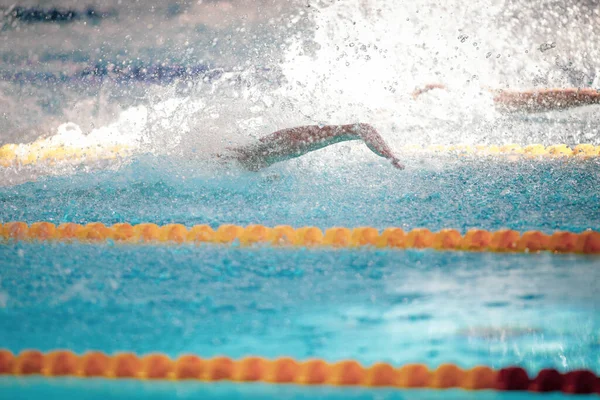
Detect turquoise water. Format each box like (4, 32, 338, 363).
(1, 378, 599, 400)
(2, 1, 600, 398)
(1, 241, 599, 371)
(1, 156, 599, 231)
(1, 158, 600, 399)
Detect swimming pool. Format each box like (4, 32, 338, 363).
(1, 155, 600, 398)
(2, 0, 600, 398)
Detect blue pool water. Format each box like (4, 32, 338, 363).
(1, 379, 599, 400)
(1, 241, 599, 373)
(1, 145, 600, 400)
(2, 1, 600, 398)
(1, 156, 599, 232)
(5, 379, 600, 400)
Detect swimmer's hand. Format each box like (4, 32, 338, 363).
(412, 83, 448, 99)
(353, 123, 404, 170)
(391, 158, 405, 170)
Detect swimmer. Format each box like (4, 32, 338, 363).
(221, 87, 599, 171)
(220, 123, 404, 171)
(493, 87, 600, 113)
(413, 85, 600, 113)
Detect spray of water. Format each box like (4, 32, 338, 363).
(276, 0, 600, 146)
(1, 0, 599, 182)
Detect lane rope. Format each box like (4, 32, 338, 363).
(0, 350, 598, 394)
(0, 143, 132, 167)
(1, 142, 599, 167)
(1, 222, 599, 254)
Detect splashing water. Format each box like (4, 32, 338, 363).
(276, 0, 600, 146)
(2, 3, 600, 384)
(1, 0, 599, 182)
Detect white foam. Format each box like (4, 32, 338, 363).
(4, 0, 599, 177)
(276, 0, 600, 146)
(48, 104, 147, 149)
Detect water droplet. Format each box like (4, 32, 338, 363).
(538, 42, 556, 52)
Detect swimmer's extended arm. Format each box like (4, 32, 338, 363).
(230, 123, 404, 171)
(491, 88, 600, 113)
(412, 84, 600, 113)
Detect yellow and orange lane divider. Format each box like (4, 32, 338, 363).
(1, 142, 599, 168)
(0, 350, 598, 394)
(1, 222, 600, 254)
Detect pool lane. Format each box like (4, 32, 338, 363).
(0, 156, 598, 232)
(1, 243, 598, 374)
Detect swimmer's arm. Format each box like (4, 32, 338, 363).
(491, 88, 600, 113)
(412, 84, 600, 113)
(231, 124, 404, 170)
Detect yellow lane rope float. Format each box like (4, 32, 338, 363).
(0, 350, 598, 394)
(1, 142, 599, 167)
(400, 143, 600, 157)
(0, 142, 133, 167)
(1, 222, 599, 254)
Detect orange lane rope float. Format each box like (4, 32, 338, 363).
(0, 350, 598, 394)
(1, 222, 600, 254)
(0, 142, 599, 167)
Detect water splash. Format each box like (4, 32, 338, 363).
(1, 0, 599, 183)
(277, 0, 600, 145)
